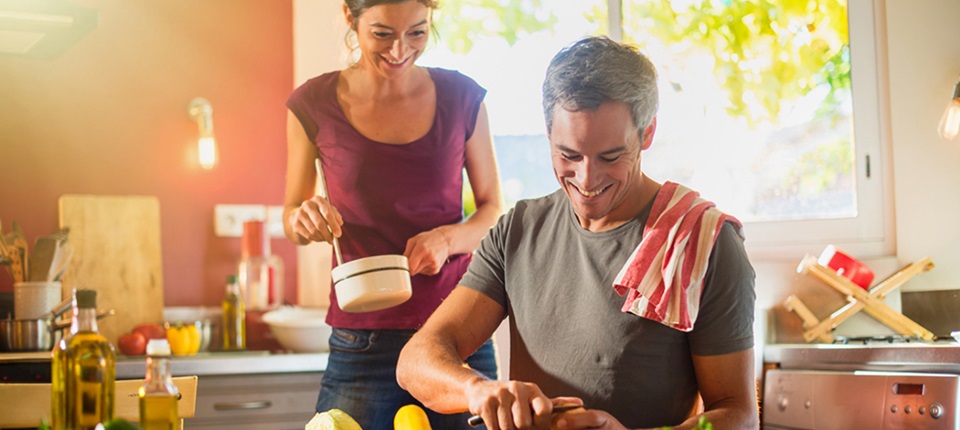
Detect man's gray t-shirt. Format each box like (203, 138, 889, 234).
(460, 189, 756, 428)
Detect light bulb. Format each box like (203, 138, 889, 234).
(938, 81, 960, 141)
(189, 97, 218, 169)
(198, 136, 218, 169)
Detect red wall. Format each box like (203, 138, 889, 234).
(0, 1, 296, 306)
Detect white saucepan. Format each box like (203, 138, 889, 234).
(315, 159, 412, 313)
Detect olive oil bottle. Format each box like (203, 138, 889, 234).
(52, 289, 116, 430)
(139, 339, 179, 430)
(222, 275, 246, 350)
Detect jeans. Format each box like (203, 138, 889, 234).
(315, 328, 498, 430)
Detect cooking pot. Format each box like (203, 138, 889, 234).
(332, 254, 412, 313)
(0, 319, 57, 352)
(314, 158, 413, 313)
(0, 298, 113, 352)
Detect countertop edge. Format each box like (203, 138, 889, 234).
(116, 352, 329, 379)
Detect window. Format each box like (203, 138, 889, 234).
(422, 0, 892, 258)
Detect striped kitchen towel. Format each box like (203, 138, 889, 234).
(612, 182, 743, 331)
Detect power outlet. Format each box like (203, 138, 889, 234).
(213, 204, 286, 238)
(214, 204, 266, 237)
(266, 205, 285, 238)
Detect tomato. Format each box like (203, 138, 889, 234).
(117, 331, 147, 356)
(133, 323, 167, 341)
(166, 323, 201, 356)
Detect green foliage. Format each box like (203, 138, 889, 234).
(658, 414, 714, 430)
(792, 134, 853, 195)
(462, 175, 477, 217)
(38, 418, 143, 430)
(433, 0, 558, 53)
(623, 0, 850, 127)
(102, 418, 144, 430)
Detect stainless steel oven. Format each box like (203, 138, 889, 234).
(763, 339, 960, 430)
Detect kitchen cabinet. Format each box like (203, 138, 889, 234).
(116, 351, 328, 430)
(188, 372, 322, 429)
(0, 351, 328, 429)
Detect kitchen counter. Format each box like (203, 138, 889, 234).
(0, 350, 329, 380)
(117, 351, 329, 379)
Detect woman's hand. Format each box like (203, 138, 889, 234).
(403, 226, 453, 276)
(289, 196, 343, 244)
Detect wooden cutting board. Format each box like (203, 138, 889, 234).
(58, 195, 164, 345)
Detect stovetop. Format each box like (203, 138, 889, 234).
(765, 337, 960, 374)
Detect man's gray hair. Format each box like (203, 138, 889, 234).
(542, 37, 659, 138)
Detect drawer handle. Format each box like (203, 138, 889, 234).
(213, 401, 272, 411)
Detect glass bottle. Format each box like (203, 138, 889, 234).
(51, 289, 116, 430)
(239, 220, 284, 310)
(222, 274, 246, 350)
(139, 339, 179, 430)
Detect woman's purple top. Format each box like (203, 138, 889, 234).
(286, 67, 486, 329)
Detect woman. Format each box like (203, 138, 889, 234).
(282, 0, 503, 428)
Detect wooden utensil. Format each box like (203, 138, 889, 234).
(12, 222, 29, 282)
(315, 158, 343, 265)
(48, 241, 73, 282)
(28, 236, 58, 282)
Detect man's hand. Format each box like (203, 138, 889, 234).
(551, 408, 627, 430)
(466, 378, 585, 430)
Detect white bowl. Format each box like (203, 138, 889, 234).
(262, 307, 332, 352)
(331, 254, 412, 313)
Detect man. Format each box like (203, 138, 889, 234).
(397, 37, 759, 430)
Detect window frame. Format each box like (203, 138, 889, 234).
(608, 0, 895, 259)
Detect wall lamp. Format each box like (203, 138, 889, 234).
(938, 78, 960, 141)
(188, 97, 218, 169)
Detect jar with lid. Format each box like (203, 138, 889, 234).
(238, 220, 284, 310)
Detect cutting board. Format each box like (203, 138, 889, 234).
(58, 195, 164, 345)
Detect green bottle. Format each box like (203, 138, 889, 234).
(222, 275, 246, 350)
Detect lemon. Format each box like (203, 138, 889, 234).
(394, 404, 432, 430)
(305, 409, 362, 430)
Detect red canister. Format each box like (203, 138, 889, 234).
(818, 245, 874, 289)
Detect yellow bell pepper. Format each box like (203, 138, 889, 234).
(166, 323, 201, 356)
(394, 405, 431, 430)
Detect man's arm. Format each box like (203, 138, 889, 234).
(397, 287, 562, 429)
(686, 348, 759, 430)
(397, 286, 503, 412)
(548, 349, 758, 430)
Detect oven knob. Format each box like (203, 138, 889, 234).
(929, 403, 943, 419)
(777, 395, 788, 412)
(919, 406, 926, 415)
(890, 404, 898, 413)
(905, 405, 912, 414)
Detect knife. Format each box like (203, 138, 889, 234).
(467, 403, 582, 427)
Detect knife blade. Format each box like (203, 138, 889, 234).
(467, 403, 582, 428)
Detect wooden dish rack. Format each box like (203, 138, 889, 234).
(784, 256, 936, 343)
